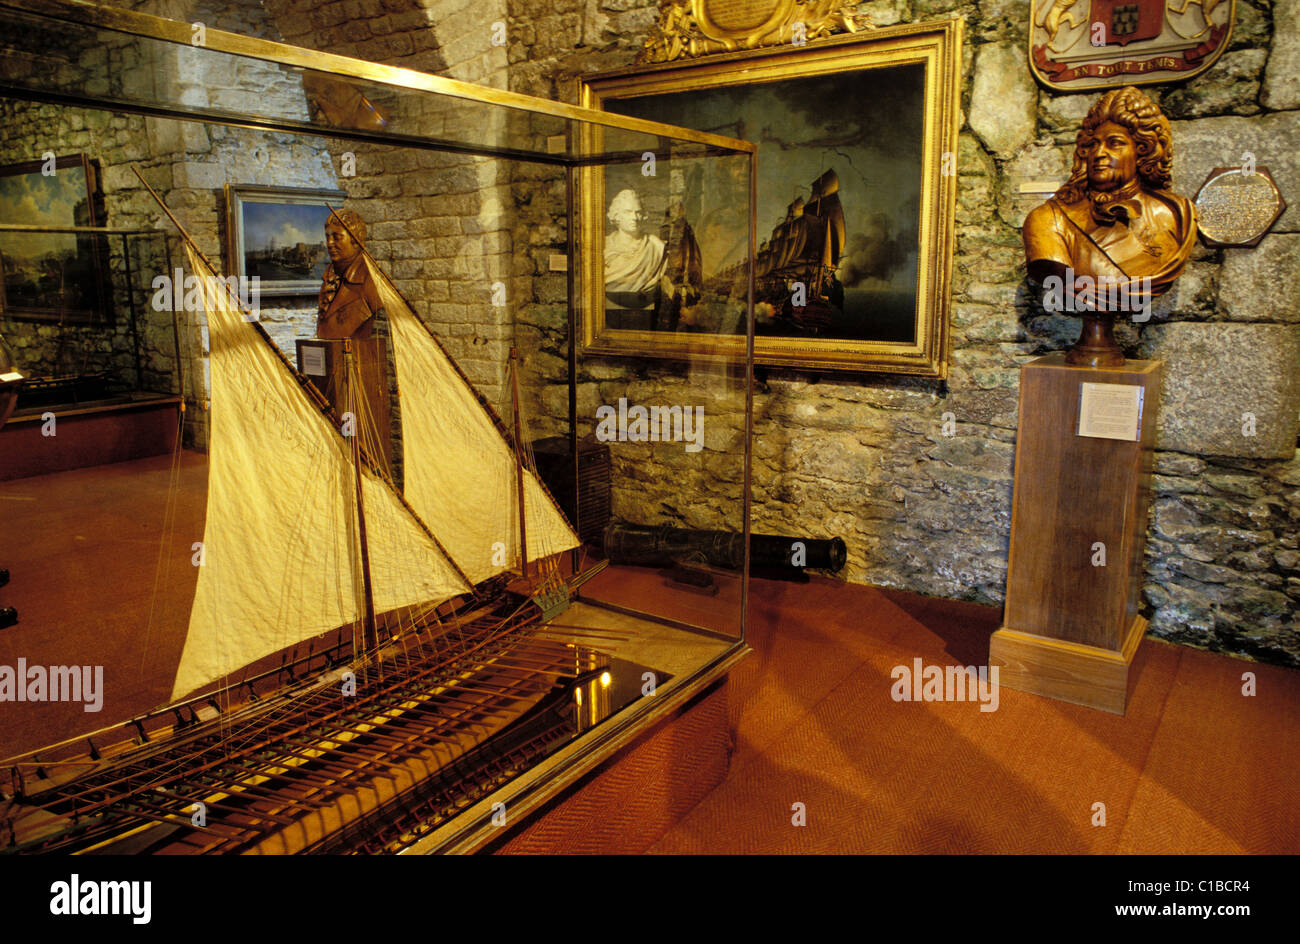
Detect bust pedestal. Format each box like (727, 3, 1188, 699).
(296, 337, 394, 479)
(989, 353, 1162, 715)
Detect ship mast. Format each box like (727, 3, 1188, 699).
(134, 168, 387, 671)
(509, 346, 529, 579)
(344, 339, 381, 662)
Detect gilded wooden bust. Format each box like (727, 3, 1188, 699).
(1023, 86, 1196, 367)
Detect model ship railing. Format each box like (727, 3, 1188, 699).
(4, 604, 626, 853)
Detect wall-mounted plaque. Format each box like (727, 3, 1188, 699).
(1193, 166, 1287, 248)
(1028, 0, 1236, 92)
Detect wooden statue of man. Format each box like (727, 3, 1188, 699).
(311, 208, 399, 482)
(317, 207, 381, 339)
(1023, 85, 1196, 367)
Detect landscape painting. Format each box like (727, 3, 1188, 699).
(0, 154, 109, 324)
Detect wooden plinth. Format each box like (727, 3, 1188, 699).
(991, 614, 1145, 715)
(296, 337, 394, 478)
(992, 353, 1161, 715)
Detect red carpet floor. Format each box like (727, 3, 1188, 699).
(2, 454, 1296, 853)
(645, 579, 1298, 854)
(0, 452, 206, 759)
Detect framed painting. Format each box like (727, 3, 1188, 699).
(579, 19, 961, 376)
(0, 153, 111, 324)
(224, 184, 347, 296)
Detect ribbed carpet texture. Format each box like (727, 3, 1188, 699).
(493, 683, 733, 855)
(2, 455, 1295, 853)
(640, 578, 1298, 854)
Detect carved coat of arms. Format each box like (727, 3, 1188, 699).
(1028, 0, 1235, 91)
(640, 0, 860, 63)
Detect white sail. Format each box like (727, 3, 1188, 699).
(172, 245, 472, 700)
(374, 257, 579, 585)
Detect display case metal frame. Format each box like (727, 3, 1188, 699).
(0, 0, 757, 853)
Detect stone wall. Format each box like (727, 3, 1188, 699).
(1, 0, 340, 449)
(493, 0, 1299, 666)
(262, 0, 521, 412)
(0, 18, 175, 397)
(0, 103, 171, 393)
(10, 0, 1293, 665)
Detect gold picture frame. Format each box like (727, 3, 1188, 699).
(224, 184, 347, 296)
(0, 153, 112, 325)
(579, 19, 962, 377)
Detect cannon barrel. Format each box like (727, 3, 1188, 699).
(603, 523, 846, 573)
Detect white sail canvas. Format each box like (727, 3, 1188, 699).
(172, 245, 471, 700)
(375, 257, 579, 584)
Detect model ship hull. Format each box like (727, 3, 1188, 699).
(2, 570, 610, 854)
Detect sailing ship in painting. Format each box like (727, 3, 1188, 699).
(715, 169, 846, 333)
(0, 179, 606, 854)
(759, 169, 846, 332)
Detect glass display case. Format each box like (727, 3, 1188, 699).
(0, 221, 182, 479)
(0, 0, 754, 852)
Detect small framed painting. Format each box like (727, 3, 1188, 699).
(224, 185, 347, 296)
(0, 153, 111, 324)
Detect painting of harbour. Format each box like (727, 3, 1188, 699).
(226, 186, 346, 295)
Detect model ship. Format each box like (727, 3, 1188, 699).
(0, 181, 608, 854)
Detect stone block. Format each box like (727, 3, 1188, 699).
(1000, 142, 1070, 228)
(1040, 93, 1094, 135)
(1229, 0, 1270, 51)
(1160, 49, 1265, 118)
(172, 161, 226, 191)
(857, 0, 907, 27)
(1219, 235, 1300, 323)
(146, 116, 188, 154)
(971, 0, 1028, 42)
(1147, 259, 1217, 321)
(1262, 0, 1300, 109)
(968, 42, 1037, 160)
(1139, 322, 1300, 458)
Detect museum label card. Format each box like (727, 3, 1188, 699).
(1077, 382, 1143, 441)
(300, 345, 327, 378)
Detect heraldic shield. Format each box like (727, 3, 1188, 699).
(1029, 0, 1236, 91)
(1092, 0, 1165, 46)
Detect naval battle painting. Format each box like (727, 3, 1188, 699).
(580, 21, 960, 377)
